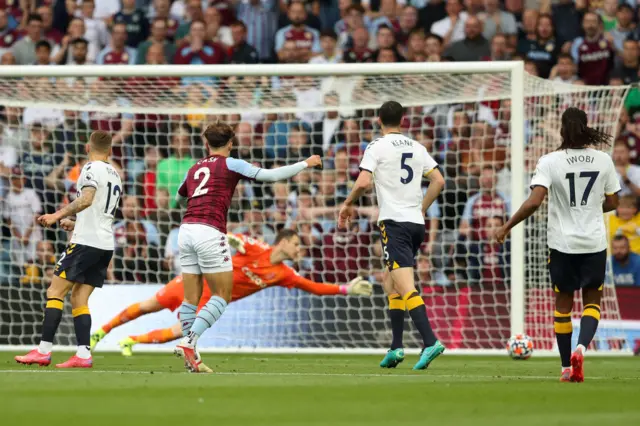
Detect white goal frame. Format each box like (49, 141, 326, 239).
(1, 61, 630, 356)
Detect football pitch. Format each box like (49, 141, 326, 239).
(1, 353, 638, 426)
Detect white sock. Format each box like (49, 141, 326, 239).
(76, 345, 91, 359)
(576, 344, 586, 354)
(561, 366, 571, 372)
(37, 341, 52, 354)
(182, 331, 199, 347)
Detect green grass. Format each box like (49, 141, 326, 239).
(1, 353, 638, 426)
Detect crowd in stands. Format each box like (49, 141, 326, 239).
(0, 0, 640, 289)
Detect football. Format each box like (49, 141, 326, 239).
(507, 334, 534, 360)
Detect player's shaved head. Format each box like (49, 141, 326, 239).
(89, 130, 112, 154)
(378, 101, 404, 127)
(203, 121, 235, 149)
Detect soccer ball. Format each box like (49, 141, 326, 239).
(507, 334, 534, 360)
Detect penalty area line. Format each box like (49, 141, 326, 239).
(0, 369, 621, 381)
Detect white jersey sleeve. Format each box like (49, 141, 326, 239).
(359, 140, 380, 173)
(605, 157, 622, 196)
(530, 155, 553, 189)
(421, 146, 438, 177)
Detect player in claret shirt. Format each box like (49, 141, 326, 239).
(173, 122, 321, 373)
(90, 231, 372, 356)
(495, 107, 620, 382)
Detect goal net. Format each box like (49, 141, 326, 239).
(0, 63, 630, 354)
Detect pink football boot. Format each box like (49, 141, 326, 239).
(56, 355, 93, 368)
(15, 349, 51, 366)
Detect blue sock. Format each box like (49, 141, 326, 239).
(178, 302, 197, 337)
(188, 296, 227, 342)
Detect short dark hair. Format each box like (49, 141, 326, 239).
(35, 40, 51, 51)
(425, 32, 443, 44)
(613, 235, 630, 244)
(378, 101, 404, 127)
(618, 3, 633, 13)
(557, 52, 573, 62)
(71, 37, 89, 47)
(230, 20, 247, 31)
(275, 229, 298, 244)
(320, 29, 337, 40)
(28, 14, 43, 24)
(203, 122, 235, 149)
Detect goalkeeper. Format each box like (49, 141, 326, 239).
(91, 230, 372, 356)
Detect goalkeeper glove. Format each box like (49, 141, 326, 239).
(227, 233, 246, 254)
(341, 276, 373, 296)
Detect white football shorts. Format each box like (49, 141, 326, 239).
(178, 223, 233, 274)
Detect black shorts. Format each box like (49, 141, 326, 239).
(54, 243, 113, 288)
(379, 220, 425, 270)
(548, 249, 607, 293)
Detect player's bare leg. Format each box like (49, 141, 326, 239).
(380, 270, 405, 368)
(15, 275, 74, 366)
(178, 270, 232, 373)
(390, 267, 444, 370)
(91, 296, 165, 350)
(570, 287, 603, 383)
(57, 284, 95, 368)
(554, 291, 574, 382)
(119, 323, 183, 357)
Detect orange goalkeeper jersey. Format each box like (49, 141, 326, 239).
(155, 234, 343, 312)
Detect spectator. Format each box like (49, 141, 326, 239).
(517, 8, 538, 49)
(231, 121, 264, 162)
(288, 124, 322, 162)
(550, 53, 578, 84)
(156, 126, 195, 208)
(173, 20, 226, 66)
(164, 223, 181, 274)
(416, 255, 450, 287)
(598, 0, 618, 33)
(236, 0, 278, 62)
(343, 26, 373, 62)
(370, 0, 401, 39)
(137, 18, 177, 65)
(479, 0, 517, 43)
(336, 3, 368, 50)
(430, 0, 468, 48)
(52, 17, 99, 65)
(611, 39, 640, 85)
(175, 0, 205, 41)
(613, 140, 640, 197)
(69, 38, 91, 65)
(152, 0, 180, 41)
(52, 109, 90, 156)
(21, 240, 56, 286)
(483, 33, 510, 61)
(21, 123, 61, 207)
(457, 215, 510, 286)
(608, 195, 640, 254)
(37, 4, 63, 46)
(310, 29, 340, 64)
(12, 14, 44, 65)
(542, 0, 584, 48)
(609, 4, 634, 55)
(228, 20, 259, 64)
(204, 6, 232, 47)
(136, 146, 161, 217)
(275, 2, 321, 63)
(424, 32, 443, 61)
(113, 196, 162, 284)
(4, 166, 42, 267)
(92, 0, 121, 20)
(397, 5, 419, 50)
(96, 22, 137, 65)
(459, 166, 510, 241)
(420, 0, 446, 35)
(404, 28, 425, 62)
(517, 13, 558, 79)
(444, 15, 490, 62)
(373, 25, 401, 60)
(0, 10, 19, 58)
(80, 0, 110, 53)
(611, 235, 640, 286)
(571, 11, 614, 86)
(34, 41, 51, 65)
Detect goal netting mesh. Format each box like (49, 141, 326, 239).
(0, 66, 629, 353)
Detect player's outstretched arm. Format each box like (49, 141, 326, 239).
(227, 233, 246, 254)
(38, 187, 97, 228)
(227, 156, 321, 183)
(494, 186, 547, 243)
(290, 274, 373, 296)
(422, 168, 445, 216)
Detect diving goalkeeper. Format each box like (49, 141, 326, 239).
(91, 230, 372, 355)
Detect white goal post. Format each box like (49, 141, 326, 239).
(0, 62, 632, 355)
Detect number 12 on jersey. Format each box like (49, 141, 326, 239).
(565, 171, 599, 207)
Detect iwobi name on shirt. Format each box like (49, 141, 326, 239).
(566, 154, 595, 165)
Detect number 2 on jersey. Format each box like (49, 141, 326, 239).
(565, 171, 599, 206)
(193, 167, 210, 197)
(400, 153, 414, 184)
(104, 181, 121, 215)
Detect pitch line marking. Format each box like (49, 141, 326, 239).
(0, 370, 633, 381)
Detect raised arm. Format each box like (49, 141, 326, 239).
(226, 156, 322, 183)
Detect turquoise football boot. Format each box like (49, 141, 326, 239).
(380, 348, 405, 368)
(412, 341, 445, 370)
